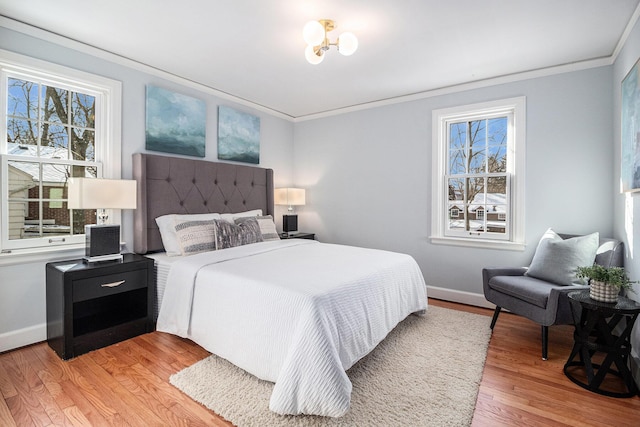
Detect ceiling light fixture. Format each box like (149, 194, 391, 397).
(303, 19, 358, 65)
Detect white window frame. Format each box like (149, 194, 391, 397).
(431, 97, 526, 251)
(0, 49, 122, 262)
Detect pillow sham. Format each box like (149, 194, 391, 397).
(174, 219, 217, 256)
(215, 217, 263, 250)
(525, 228, 599, 286)
(219, 209, 263, 223)
(156, 213, 222, 256)
(251, 215, 280, 241)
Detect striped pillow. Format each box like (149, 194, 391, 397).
(174, 219, 217, 255)
(254, 215, 280, 241)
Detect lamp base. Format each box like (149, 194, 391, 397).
(85, 224, 121, 262)
(83, 253, 123, 263)
(283, 214, 298, 233)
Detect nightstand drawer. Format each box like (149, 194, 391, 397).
(73, 269, 148, 302)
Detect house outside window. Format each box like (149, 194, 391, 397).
(0, 50, 121, 256)
(431, 97, 526, 250)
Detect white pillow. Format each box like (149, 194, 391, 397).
(219, 209, 263, 223)
(525, 228, 599, 286)
(156, 213, 222, 256)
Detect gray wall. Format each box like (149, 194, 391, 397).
(294, 66, 614, 300)
(612, 17, 640, 379)
(0, 26, 295, 350)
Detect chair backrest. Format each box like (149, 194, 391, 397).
(558, 234, 624, 268)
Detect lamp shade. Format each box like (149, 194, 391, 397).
(338, 32, 358, 56)
(274, 188, 306, 206)
(68, 178, 137, 210)
(304, 45, 324, 65)
(303, 20, 325, 46)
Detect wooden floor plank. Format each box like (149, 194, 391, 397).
(3, 353, 52, 426)
(0, 395, 18, 427)
(1, 298, 639, 426)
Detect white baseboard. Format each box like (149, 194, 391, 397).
(0, 323, 46, 353)
(426, 285, 495, 309)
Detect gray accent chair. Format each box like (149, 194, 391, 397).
(482, 234, 624, 360)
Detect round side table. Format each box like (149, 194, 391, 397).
(564, 290, 640, 398)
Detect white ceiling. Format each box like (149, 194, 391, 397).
(1, 0, 639, 119)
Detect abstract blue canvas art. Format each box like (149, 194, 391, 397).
(217, 105, 260, 164)
(622, 58, 640, 192)
(146, 85, 206, 157)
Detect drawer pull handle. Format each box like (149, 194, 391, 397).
(101, 280, 125, 288)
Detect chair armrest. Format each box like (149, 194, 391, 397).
(483, 267, 528, 282)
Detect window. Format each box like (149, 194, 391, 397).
(431, 97, 525, 250)
(1, 50, 121, 255)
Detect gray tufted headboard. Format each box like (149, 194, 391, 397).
(132, 153, 274, 254)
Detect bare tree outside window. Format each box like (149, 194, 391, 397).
(6, 78, 98, 239)
(447, 117, 508, 235)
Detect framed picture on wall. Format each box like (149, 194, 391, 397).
(621, 57, 640, 192)
(217, 106, 260, 164)
(145, 85, 207, 157)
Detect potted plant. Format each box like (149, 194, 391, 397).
(576, 265, 636, 303)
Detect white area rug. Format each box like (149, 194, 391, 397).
(170, 305, 491, 426)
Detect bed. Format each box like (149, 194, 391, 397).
(132, 153, 428, 417)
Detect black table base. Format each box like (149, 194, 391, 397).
(564, 290, 640, 398)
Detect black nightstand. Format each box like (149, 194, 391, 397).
(280, 232, 315, 240)
(46, 253, 155, 360)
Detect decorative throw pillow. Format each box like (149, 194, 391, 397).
(525, 229, 599, 286)
(156, 213, 221, 256)
(215, 217, 263, 249)
(252, 215, 280, 241)
(174, 219, 217, 256)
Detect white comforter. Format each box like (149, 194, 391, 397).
(157, 239, 427, 417)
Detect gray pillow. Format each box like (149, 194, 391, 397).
(525, 229, 599, 286)
(215, 217, 263, 249)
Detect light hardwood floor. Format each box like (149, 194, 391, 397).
(1, 298, 639, 426)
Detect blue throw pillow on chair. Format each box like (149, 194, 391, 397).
(525, 228, 598, 286)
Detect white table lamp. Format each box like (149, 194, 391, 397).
(68, 178, 137, 262)
(274, 187, 306, 235)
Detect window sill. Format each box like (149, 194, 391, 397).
(429, 236, 526, 251)
(0, 244, 86, 267)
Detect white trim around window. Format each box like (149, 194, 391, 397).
(0, 49, 122, 265)
(430, 96, 526, 251)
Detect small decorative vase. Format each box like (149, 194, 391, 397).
(589, 280, 619, 303)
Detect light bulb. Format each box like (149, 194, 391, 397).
(338, 32, 358, 56)
(303, 20, 325, 46)
(305, 44, 324, 64)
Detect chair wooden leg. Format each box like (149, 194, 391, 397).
(490, 306, 501, 330)
(542, 325, 548, 360)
